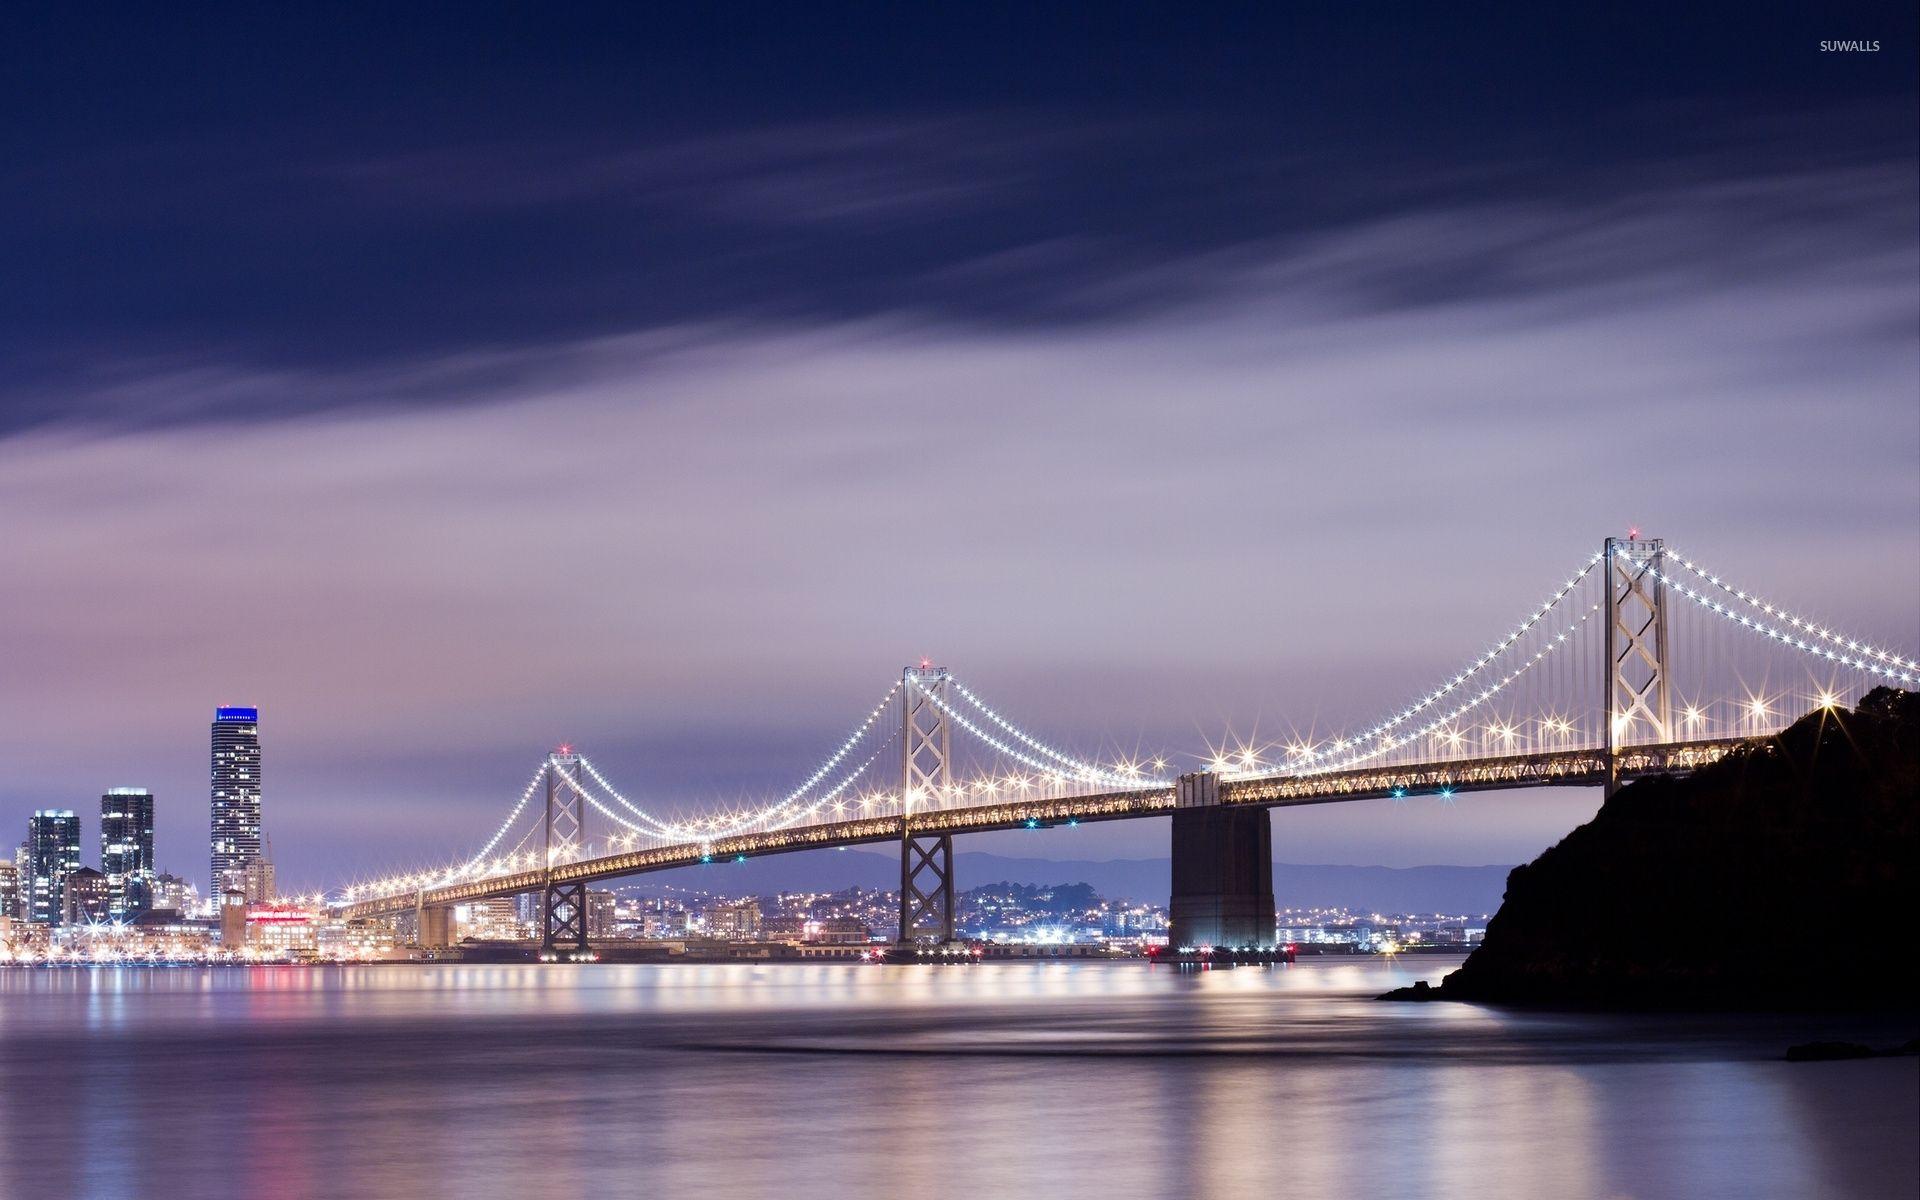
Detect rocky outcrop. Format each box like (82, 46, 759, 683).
(1384, 688, 1919, 1010)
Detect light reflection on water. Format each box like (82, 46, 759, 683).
(1, 957, 1913, 1200)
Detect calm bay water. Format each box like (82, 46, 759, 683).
(1, 956, 1914, 1200)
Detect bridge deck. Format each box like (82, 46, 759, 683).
(340, 738, 1749, 920)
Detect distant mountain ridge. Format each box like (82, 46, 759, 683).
(624, 847, 1511, 914)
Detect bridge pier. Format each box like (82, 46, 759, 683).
(417, 902, 456, 950)
(1167, 773, 1275, 950)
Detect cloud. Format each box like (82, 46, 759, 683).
(1, 158, 1912, 885)
(313, 117, 1072, 225)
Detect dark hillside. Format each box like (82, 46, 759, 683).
(1389, 688, 1919, 1009)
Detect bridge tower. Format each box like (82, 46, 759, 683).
(542, 750, 591, 959)
(897, 664, 956, 945)
(1604, 536, 1673, 796)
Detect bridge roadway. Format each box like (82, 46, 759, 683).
(340, 737, 1749, 922)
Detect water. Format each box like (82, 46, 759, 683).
(1, 956, 1913, 1200)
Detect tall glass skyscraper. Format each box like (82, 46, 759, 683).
(210, 706, 263, 900)
(27, 810, 81, 925)
(101, 788, 156, 921)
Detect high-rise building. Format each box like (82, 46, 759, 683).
(210, 706, 263, 902)
(27, 811, 81, 925)
(101, 788, 156, 921)
(0, 859, 17, 922)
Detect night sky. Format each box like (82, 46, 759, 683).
(2, 4, 1915, 891)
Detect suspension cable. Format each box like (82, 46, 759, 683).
(1645, 561, 1918, 686)
(1663, 550, 1919, 676)
(1263, 597, 1606, 777)
(1314, 554, 1603, 756)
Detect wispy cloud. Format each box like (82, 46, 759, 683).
(1, 152, 1913, 883)
(314, 117, 1073, 225)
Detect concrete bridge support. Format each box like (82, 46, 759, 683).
(417, 902, 456, 950)
(1167, 773, 1275, 949)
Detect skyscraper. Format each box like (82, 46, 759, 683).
(0, 858, 18, 922)
(210, 706, 263, 901)
(101, 788, 156, 921)
(27, 811, 81, 925)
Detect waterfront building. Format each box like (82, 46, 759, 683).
(245, 904, 319, 959)
(641, 908, 687, 938)
(0, 860, 16, 922)
(586, 889, 619, 938)
(210, 706, 264, 902)
(455, 896, 524, 940)
(704, 898, 762, 940)
(761, 915, 807, 940)
(118, 911, 217, 959)
(803, 916, 872, 945)
(100, 788, 156, 920)
(315, 920, 403, 961)
(62, 867, 111, 926)
(27, 811, 81, 925)
(218, 888, 247, 949)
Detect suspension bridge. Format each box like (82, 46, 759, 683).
(331, 537, 1917, 959)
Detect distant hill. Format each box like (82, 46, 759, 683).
(1391, 688, 1920, 1010)
(619, 846, 1511, 914)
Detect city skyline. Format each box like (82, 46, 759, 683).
(1, 5, 1914, 893)
(0, 10, 1914, 1200)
